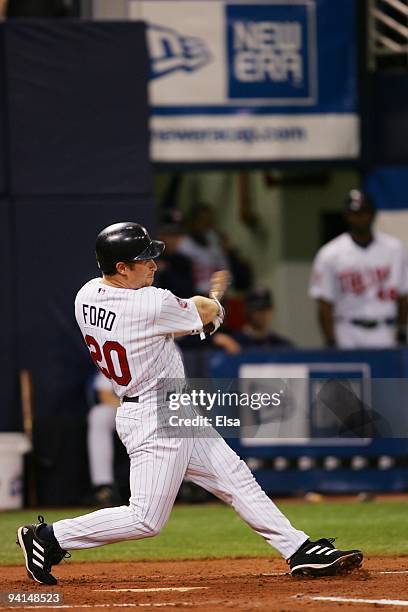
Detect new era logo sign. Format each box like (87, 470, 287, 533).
(148, 24, 211, 80)
(226, 2, 317, 103)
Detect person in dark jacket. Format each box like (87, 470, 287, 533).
(213, 288, 293, 354)
(155, 210, 195, 298)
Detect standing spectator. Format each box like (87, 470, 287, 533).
(177, 203, 229, 294)
(155, 210, 195, 298)
(220, 232, 253, 292)
(86, 372, 121, 507)
(213, 288, 293, 354)
(309, 189, 408, 348)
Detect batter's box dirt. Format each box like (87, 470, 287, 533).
(0, 557, 407, 611)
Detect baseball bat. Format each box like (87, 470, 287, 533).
(19, 369, 37, 507)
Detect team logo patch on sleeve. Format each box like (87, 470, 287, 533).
(175, 297, 188, 309)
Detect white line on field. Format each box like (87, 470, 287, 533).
(93, 587, 207, 593)
(297, 596, 408, 606)
(0, 603, 191, 610)
(259, 569, 408, 577)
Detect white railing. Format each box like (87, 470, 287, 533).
(368, 0, 408, 69)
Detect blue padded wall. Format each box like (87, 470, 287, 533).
(0, 26, 7, 195)
(5, 20, 151, 195)
(0, 199, 20, 431)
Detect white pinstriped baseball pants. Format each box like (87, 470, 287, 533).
(53, 401, 308, 560)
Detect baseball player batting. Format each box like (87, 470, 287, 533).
(17, 222, 363, 585)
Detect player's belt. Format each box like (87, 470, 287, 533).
(350, 318, 396, 328)
(122, 395, 139, 403)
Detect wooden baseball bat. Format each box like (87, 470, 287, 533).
(19, 369, 37, 507)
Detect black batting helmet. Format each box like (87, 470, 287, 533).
(344, 189, 375, 213)
(96, 222, 165, 275)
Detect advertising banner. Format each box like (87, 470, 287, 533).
(130, 0, 359, 163)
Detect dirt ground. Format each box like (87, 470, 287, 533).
(0, 557, 408, 611)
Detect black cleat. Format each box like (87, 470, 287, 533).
(289, 537, 363, 577)
(16, 515, 69, 585)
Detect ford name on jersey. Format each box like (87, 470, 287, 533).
(82, 304, 116, 331)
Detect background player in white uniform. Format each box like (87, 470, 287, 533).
(86, 372, 120, 506)
(177, 204, 229, 294)
(17, 222, 363, 584)
(309, 190, 408, 348)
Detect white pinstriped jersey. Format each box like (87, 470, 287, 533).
(309, 232, 408, 319)
(75, 278, 203, 400)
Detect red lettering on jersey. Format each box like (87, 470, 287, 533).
(376, 267, 390, 283)
(377, 287, 398, 301)
(338, 271, 353, 293)
(338, 271, 365, 294)
(351, 272, 365, 295)
(103, 341, 131, 386)
(85, 335, 131, 386)
(85, 335, 111, 379)
(175, 297, 188, 309)
(337, 266, 391, 296)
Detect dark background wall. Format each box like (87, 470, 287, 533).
(6, 21, 152, 195)
(0, 26, 6, 195)
(0, 20, 153, 504)
(363, 72, 408, 168)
